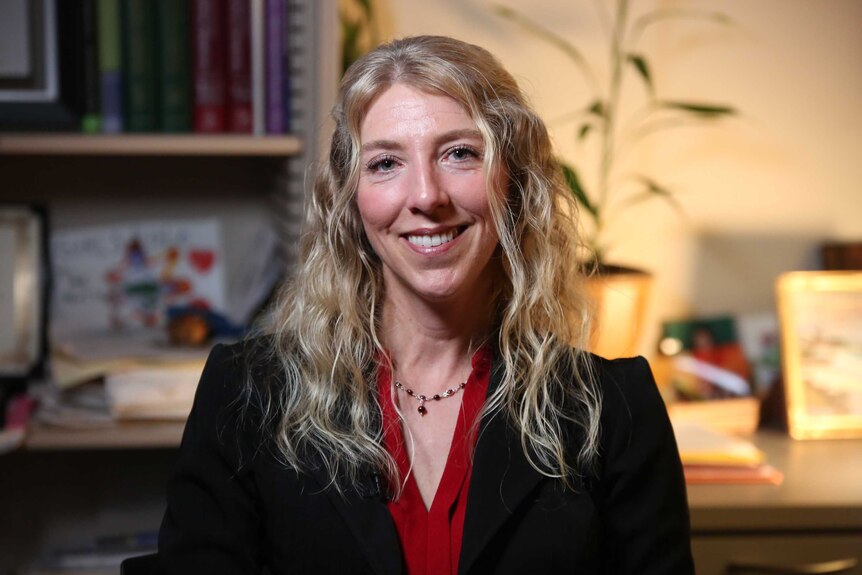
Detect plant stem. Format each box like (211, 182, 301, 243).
(596, 0, 631, 254)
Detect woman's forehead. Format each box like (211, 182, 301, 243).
(357, 84, 481, 144)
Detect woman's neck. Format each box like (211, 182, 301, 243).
(380, 289, 494, 388)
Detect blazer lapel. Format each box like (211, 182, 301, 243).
(308, 466, 403, 575)
(459, 358, 545, 575)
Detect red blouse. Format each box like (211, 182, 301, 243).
(378, 348, 492, 575)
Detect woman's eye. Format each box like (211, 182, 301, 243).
(367, 156, 397, 172)
(447, 145, 480, 162)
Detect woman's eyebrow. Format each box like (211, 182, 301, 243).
(434, 129, 483, 147)
(360, 139, 402, 154)
(360, 129, 484, 154)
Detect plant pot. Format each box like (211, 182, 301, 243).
(585, 264, 653, 359)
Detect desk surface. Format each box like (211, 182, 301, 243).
(687, 430, 862, 532)
(22, 422, 862, 533)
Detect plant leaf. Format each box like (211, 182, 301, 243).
(355, 0, 374, 17)
(627, 53, 654, 95)
(659, 101, 736, 118)
(586, 99, 606, 119)
(493, 4, 600, 94)
(626, 175, 685, 215)
(560, 161, 598, 220)
(631, 9, 733, 46)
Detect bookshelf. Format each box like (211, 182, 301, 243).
(24, 420, 185, 451)
(0, 133, 303, 156)
(0, 0, 339, 572)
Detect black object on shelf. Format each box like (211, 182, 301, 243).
(0, 0, 85, 132)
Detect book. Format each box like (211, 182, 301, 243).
(105, 365, 202, 420)
(81, 0, 102, 133)
(121, 0, 158, 132)
(250, 0, 265, 134)
(57, 0, 88, 125)
(226, 0, 252, 132)
(667, 396, 760, 436)
(156, 0, 192, 132)
(98, 0, 124, 132)
(672, 422, 764, 467)
(192, 0, 227, 132)
(683, 463, 784, 485)
(51, 332, 210, 390)
(673, 422, 783, 485)
(265, 0, 288, 134)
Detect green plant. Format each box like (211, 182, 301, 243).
(340, 0, 379, 74)
(494, 1, 737, 264)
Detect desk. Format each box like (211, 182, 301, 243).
(688, 430, 862, 574)
(4, 427, 861, 573)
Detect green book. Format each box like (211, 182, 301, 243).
(81, 0, 102, 133)
(98, 0, 123, 132)
(121, 0, 157, 132)
(156, 0, 191, 132)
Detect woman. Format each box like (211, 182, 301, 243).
(159, 35, 694, 574)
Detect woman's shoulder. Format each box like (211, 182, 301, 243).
(189, 335, 281, 426)
(584, 353, 670, 443)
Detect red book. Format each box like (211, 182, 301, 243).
(225, 0, 252, 132)
(191, 0, 226, 133)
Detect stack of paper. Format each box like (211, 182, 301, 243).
(42, 333, 209, 423)
(672, 422, 783, 485)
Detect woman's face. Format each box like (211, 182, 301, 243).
(356, 83, 501, 307)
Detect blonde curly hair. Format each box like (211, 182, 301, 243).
(254, 35, 599, 493)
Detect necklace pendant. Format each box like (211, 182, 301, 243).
(417, 405, 427, 416)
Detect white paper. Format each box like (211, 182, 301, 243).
(105, 367, 202, 420)
(51, 219, 227, 338)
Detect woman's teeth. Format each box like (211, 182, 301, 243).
(407, 228, 459, 248)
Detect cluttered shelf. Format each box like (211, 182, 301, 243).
(0, 133, 303, 157)
(24, 419, 184, 451)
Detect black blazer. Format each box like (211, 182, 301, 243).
(158, 341, 694, 574)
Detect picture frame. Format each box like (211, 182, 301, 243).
(0, 0, 84, 131)
(777, 271, 862, 439)
(0, 0, 57, 101)
(0, 205, 48, 380)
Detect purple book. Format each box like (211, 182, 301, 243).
(264, 0, 287, 134)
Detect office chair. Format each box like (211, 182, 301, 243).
(120, 553, 160, 574)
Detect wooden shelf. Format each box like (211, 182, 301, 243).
(0, 133, 303, 157)
(25, 420, 185, 450)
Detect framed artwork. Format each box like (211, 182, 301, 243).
(777, 271, 862, 439)
(659, 315, 753, 400)
(0, 0, 83, 131)
(0, 206, 48, 380)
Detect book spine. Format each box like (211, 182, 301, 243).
(225, 0, 252, 133)
(191, 0, 227, 133)
(250, 0, 265, 135)
(98, 0, 123, 133)
(58, 0, 87, 125)
(264, 0, 284, 134)
(121, 0, 158, 132)
(81, 0, 102, 133)
(156, 0, 192, 132)
(280, 1, 292, 133)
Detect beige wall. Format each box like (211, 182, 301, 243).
(372, 0, 862, 355)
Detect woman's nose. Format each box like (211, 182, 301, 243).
(406, 161, 450, 213)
